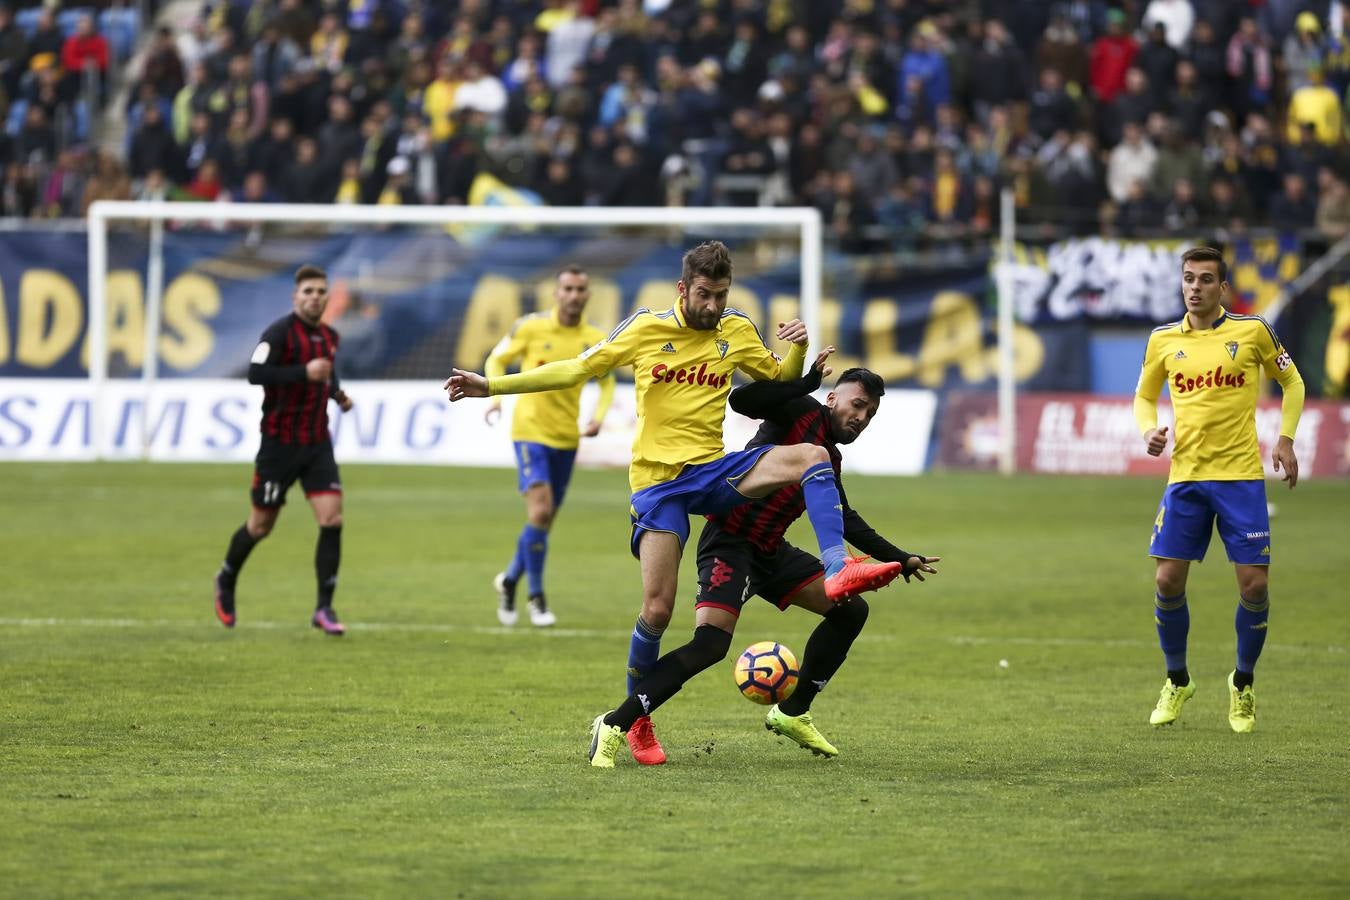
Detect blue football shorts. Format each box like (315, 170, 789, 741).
(514, 441, 577, 506)
(627, 445, 775, 558)
(1149, 480, 1271, 565)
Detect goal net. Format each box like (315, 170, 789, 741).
(80, 201, 822, 465)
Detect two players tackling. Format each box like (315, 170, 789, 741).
(445, 241, 909, 767)
(1134, 246, 1304, 732)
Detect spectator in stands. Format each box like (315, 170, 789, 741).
(847, 126, 899, 202)
(1168, 60, 1210, 137)
(253, 23, 300, 89)
(1268, 171, 1317, 231)
(333, 157, 361, 204)
(1035, 12, 1090, 91)
(127, 103, 178, 180)
(1283, 12, 1327, 94)
(536, 155, 585, 205)
(1162, 178, 1201, 232)
(377, 156, 418, 205)
(545, 2, 594, 88)
(1142, 0, 1195, 51)
(81, 148, 130, 215)
(970, 20, 1027, 121)
(1103, 67, 1161, 146)
(1286, 65, 1342, 145)
(721, 107, 775, 205)
(140, 26, 185, 101)
(454, 58, 508, 125)
(214, 107, 255, 192)
(1090, 8, 1138, 104)
(1227, 17, 1272, 120)
(281, 136, 326, 203)
(1108, 120, 1158, 203)
(721, 17, 770, 111)
(41, 148, 87, 218)
(135, 167, 168, 202)
(1187, 19, 1226, 86)
(897, 20, 950, 111)
(1204, 175, 1253, 228)
(1030, 68, 1079, 141)
(1152, 120, 1205, 201)
(0, 4, 27, 99)
(1135, 21, 1179, 95)
(26, 10, 65, 78)
(598, 62, 656, 144)
(819, 168, 879, 253)
(1316, 168, 1350, 237)
(310, 11, 348, 75)
(250, 117, 295, 189)
(925, 147, 971, 227)
(16, 103, 55, 166)
(2, 161, 37, 217)
(273, 0, 317, 50)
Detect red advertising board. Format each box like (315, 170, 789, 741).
(937, 392, 1350, 478)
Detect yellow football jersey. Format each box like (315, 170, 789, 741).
(484, 309, 615, 449)
(1135, 313, 1304, 483)
(579, 301, 805, 491)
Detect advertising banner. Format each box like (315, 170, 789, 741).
(1001, 234, 1303, 324)
(0, 229, 1078, 391)
(936, 391, 1350, 478)
(0, 379, 937, 475)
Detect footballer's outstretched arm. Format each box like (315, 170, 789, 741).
(444, 358, 592, 402)
(729, 346, 834, 424)
(839, 479, 940, 582)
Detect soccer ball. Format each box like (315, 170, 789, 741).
(733, 641, 799, 705)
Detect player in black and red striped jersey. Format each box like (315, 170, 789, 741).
(601, 348, 939, 757)
(212, 265, 354, 635)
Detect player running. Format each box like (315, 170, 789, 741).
(591, 348, 939, 764)
(483, 265, 616, 627)
(212, 265, 354, 635)
(1135, 246, 1304, 732)
(444, 241, 906, 767)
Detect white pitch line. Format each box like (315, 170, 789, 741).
(0, 617, 1343, 655)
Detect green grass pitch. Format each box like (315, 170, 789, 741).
(2, 463, 1347, 897)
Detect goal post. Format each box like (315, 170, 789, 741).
(85, 201, 823, 460)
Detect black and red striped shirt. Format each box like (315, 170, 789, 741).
(710, 371, 910, 562)
(249, 313, 342, 445)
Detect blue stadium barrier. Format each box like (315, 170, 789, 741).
(99, 7, 140, 63)
(58, 7, 95, 39)
(15, 7, 41, 40)
(5, 98, 28, 137)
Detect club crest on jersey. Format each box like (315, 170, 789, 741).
(715, 339, 729, 359)
(1173, 350, 1186, 359)
(660, 342, 676, 353)
(1225, 341, 1238, 359)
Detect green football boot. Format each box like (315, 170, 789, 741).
(588, 712, 624, 768)
(1149, 678, 1197, 727)
(765, 705, 839, 758)
(1227, 672, 1256, 734)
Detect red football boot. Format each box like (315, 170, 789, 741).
(822, 556, 905, 602)
(626, 715, 667, 765)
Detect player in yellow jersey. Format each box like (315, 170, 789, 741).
(445, 241, 905, 767)
(483, 266, 616, 628)
(1134, 247, 1305, 733)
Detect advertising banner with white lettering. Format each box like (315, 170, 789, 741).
(936, 391, 1350, 478)
(1001, 234, 1303, 324)
(0, 379, 937, 475)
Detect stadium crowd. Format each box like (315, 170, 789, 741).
(4, 0, 1350, 250)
